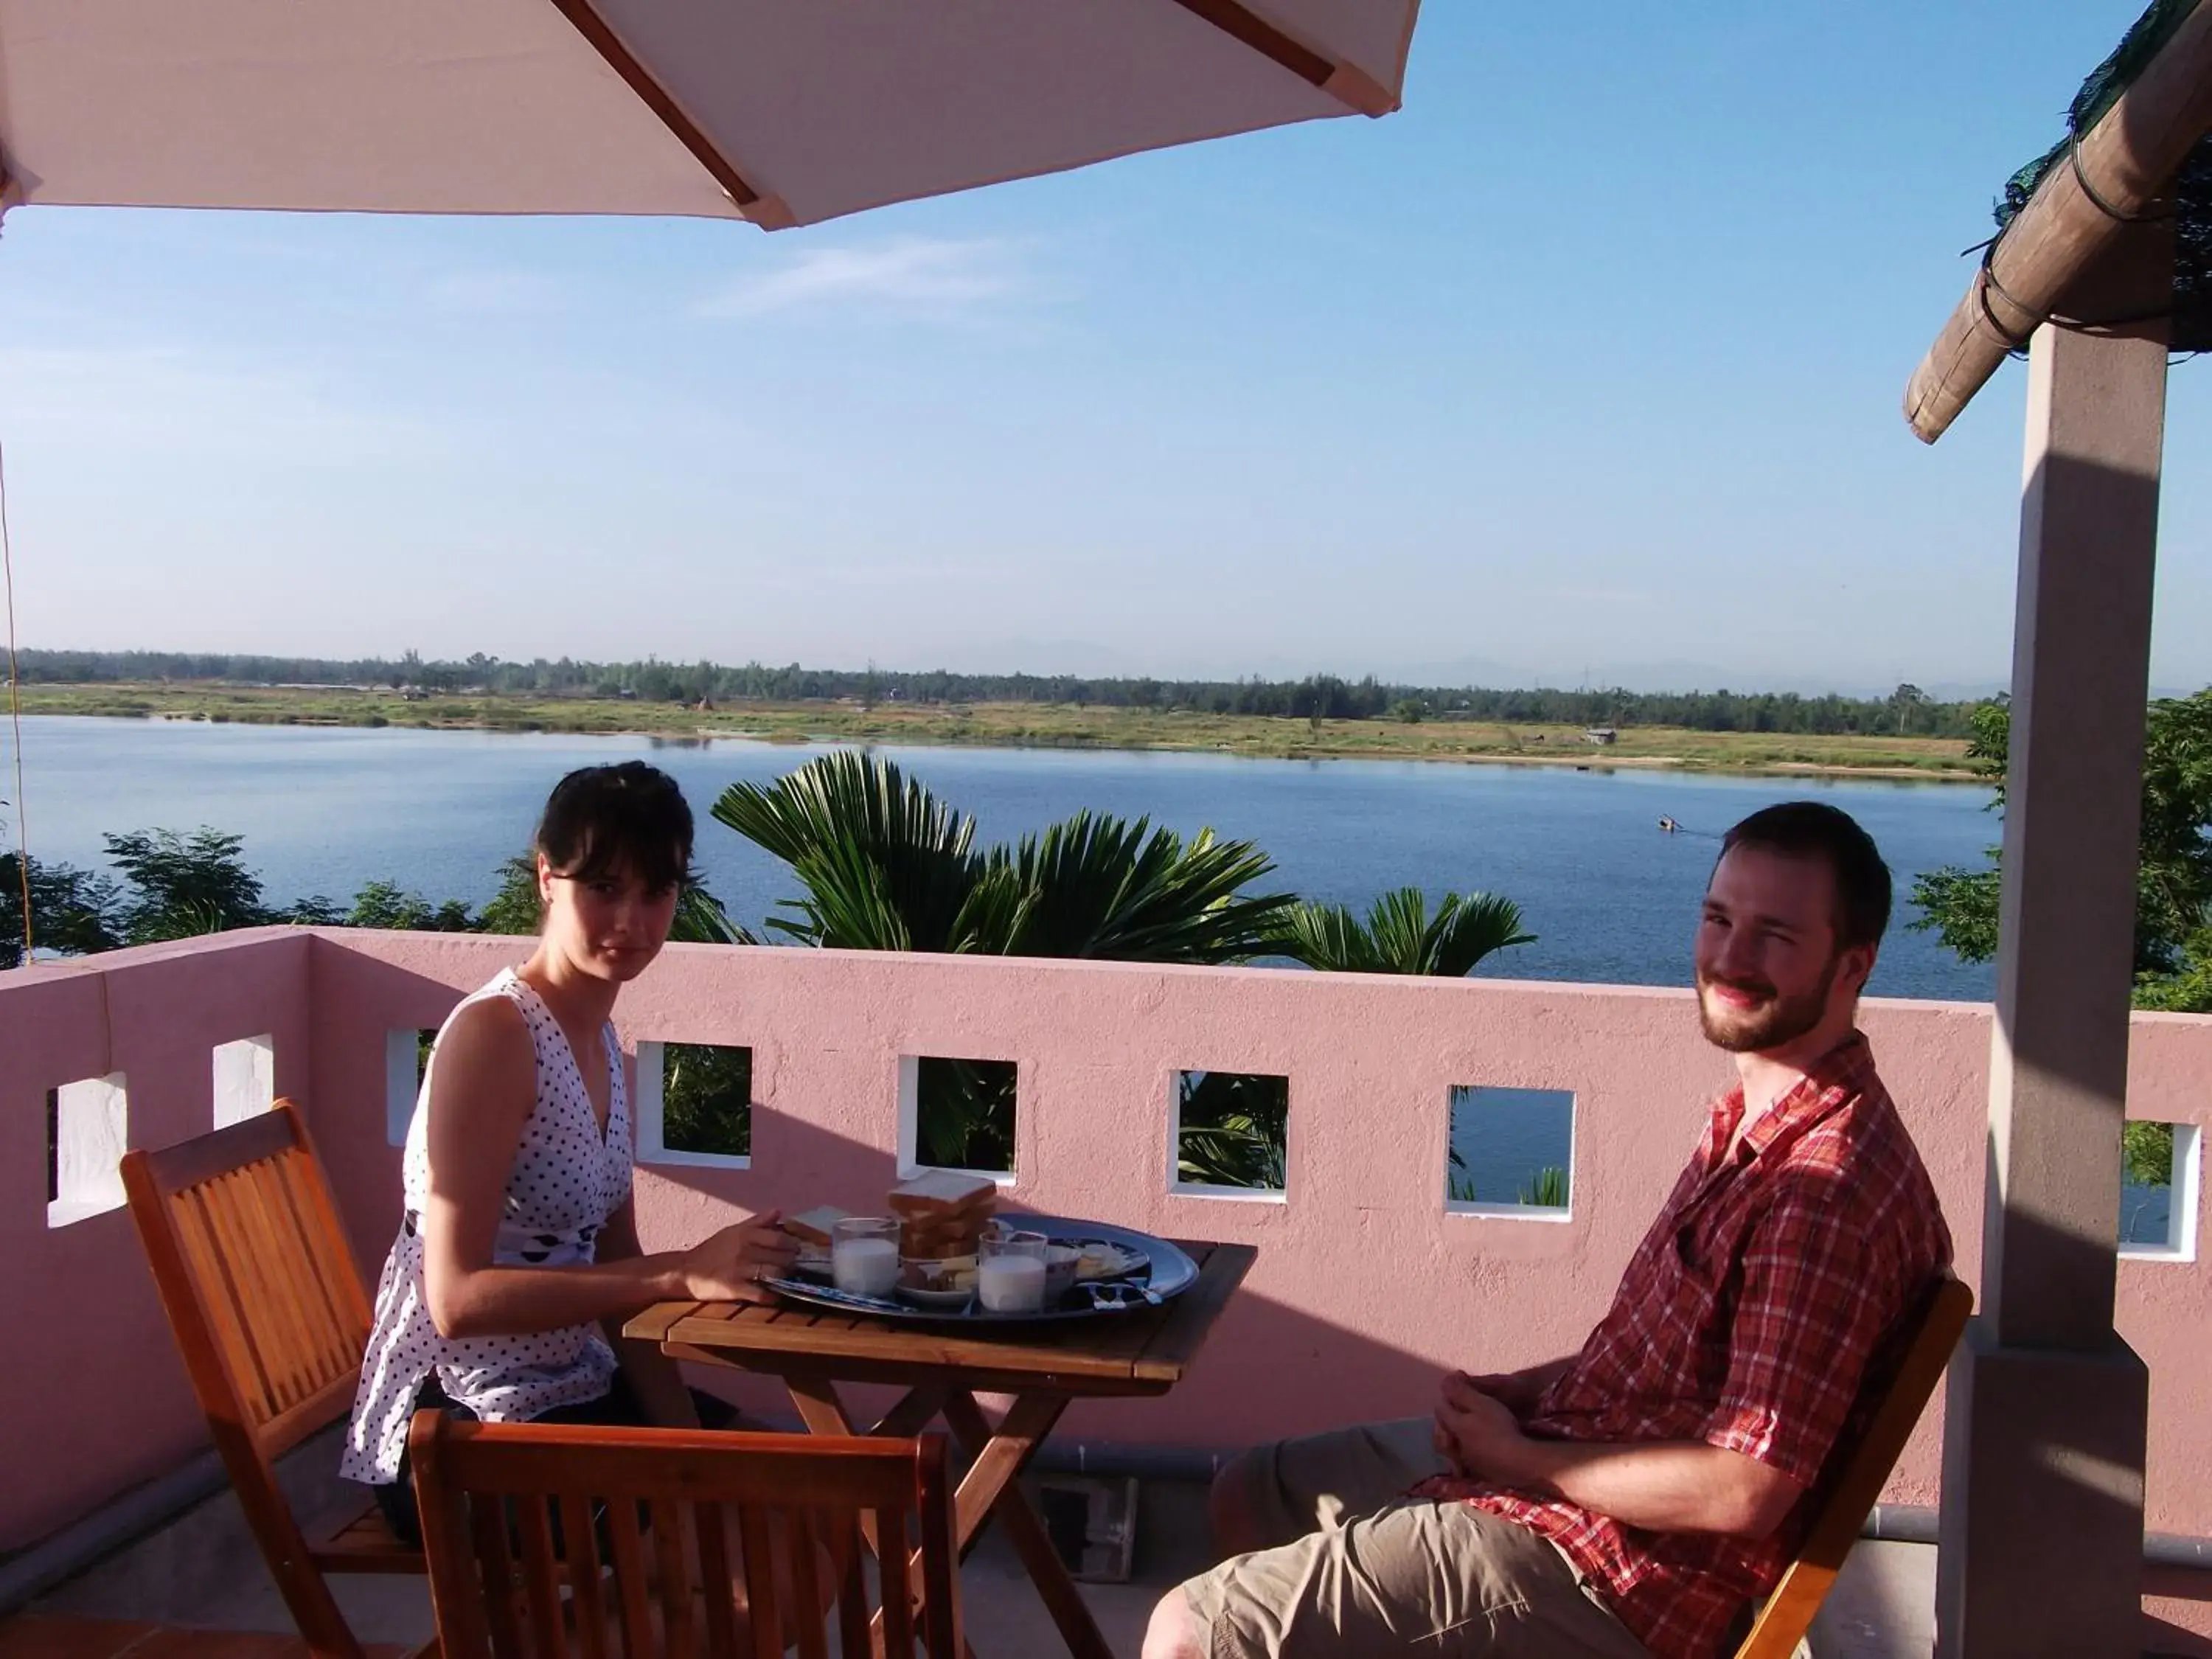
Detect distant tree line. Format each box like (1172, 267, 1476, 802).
(17, 649, 1979, 739)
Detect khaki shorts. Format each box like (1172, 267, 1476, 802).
(1183, 1419, 1652, 1659)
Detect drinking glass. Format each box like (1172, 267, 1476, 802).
(831, 1217, 902, 1298)
(976, 1229, 1050, 1313)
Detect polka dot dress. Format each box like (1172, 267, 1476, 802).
(342, 968, 633, 1486)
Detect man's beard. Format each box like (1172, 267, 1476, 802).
(1697, 957, 1839, 1054)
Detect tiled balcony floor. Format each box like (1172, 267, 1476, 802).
(13, 1430, 1938, 1659)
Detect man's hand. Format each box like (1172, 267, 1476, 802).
(1454, 1368, 1540, 1416)
(1432, 1373, 1526, 1481)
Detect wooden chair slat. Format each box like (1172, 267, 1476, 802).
(186, 1178, 289, 1420)
(512, 1497, 568, 1659)
(648, 1499, 698, 1659)
(204, 1166, 301, 1408)
(783, 1512, 828, 1659)
(259, 1153, 354, 1394)
(1731, 1273, 1974, 1659)
(874, 1502, 915, 1658)
(165, 1184, 268, 1423)
(832, 1514, 872, 1659)
(557, 1495, 609, 1659)
(257, 1154, 356, 1391)
(274, 1144, 375, 1341)
(914, 1439, 961, 1659)
(605, 1500, 655, 1659)
(219, 1161, 325, 1416)
(734, 1507, 781, 1659)
(225, 1165, 324, 1407)
(468, 1489, 526, 1659)
(694, 1503, 740, 1659)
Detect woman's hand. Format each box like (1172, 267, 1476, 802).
(680, 1211, 801, 1302)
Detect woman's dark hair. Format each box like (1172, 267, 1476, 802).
(1719, 800, 1893, 952)
(535, 762, 693, 894)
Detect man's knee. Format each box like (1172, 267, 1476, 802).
(1143, 1586, 1208, 1659)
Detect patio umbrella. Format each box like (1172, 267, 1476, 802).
(0, 0, 1419, 229)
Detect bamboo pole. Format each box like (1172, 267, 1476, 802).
(1902, 0, 2212, 445)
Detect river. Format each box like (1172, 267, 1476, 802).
(15, 714, 1999, 1001)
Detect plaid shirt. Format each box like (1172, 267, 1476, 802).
(1415, 1034, 1950, 1659)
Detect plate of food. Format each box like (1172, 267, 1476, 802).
(768, 1183, 1197, 1325)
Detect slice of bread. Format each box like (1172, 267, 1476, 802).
(899, 1214, 989, 1259)
(781, 1205, 853, 1247)
(886, 1169, 998, 1219)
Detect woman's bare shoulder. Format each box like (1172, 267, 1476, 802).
(435, 992, 535, 1070)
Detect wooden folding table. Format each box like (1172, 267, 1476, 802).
(625, 1238, 1256, 1659)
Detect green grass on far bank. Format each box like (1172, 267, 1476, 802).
(19, 682, 1983, 779)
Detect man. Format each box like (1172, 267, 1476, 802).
(1145, 801, 1952, 1659)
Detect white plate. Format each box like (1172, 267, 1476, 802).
(895, 1282, 976, 1311)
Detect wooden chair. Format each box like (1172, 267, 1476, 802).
(122, 1102, 425, 1659)
(407, 1415, 962, 1659)
(1732, 1271, 1975, 1659)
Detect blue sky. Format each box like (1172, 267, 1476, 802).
(0, 1, 2205, 695)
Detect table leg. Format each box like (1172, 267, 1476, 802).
(939, 1391, 1113, 1659)
(785, 1373, 858, 1437)
(784, 1374, 946, 1441)
(874, 1385, 949, 1440)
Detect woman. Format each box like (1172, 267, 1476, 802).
(342, 761, 793, 1541)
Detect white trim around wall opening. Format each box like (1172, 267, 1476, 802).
(47, 1073, 128, 1229)
(2121, 1121, 2201, 1263)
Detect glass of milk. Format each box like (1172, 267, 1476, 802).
(977, 1231, 1051, 1314)
(831, 1217, 902, 1298)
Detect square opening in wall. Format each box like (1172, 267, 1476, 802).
(1173, 1071, 1289, 1196)
(639, 1041, 754, 1166)
(1447, 1086, 1573, 1217)
(386, 1028, 439, 1144)
(48, 1073, 129, 1228)
(2121, 1121, 2200, 1261)
(901, 1056, 1018, 1178)
(212, 1034, 276, 1128)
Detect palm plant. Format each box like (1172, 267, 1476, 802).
(914, 1057, 1018, 1171)
(987, 811, 1290, 961)
(714, 751, 1294, 1168)
(1275, 886, 1534, 975)
(712, 751, 994, 952)
(1520, 1164, 1569, 1208)
(1175, 1071, 1290, 1190)
(711, 752, 1291, 962)
(661, 1042, 753, 1158)
(1447, 1160, 1568, 1208)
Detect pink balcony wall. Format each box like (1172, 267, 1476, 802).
(4, 928, 2209, 1590)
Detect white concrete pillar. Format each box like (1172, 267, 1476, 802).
(1935, 243, 2168, 1658)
